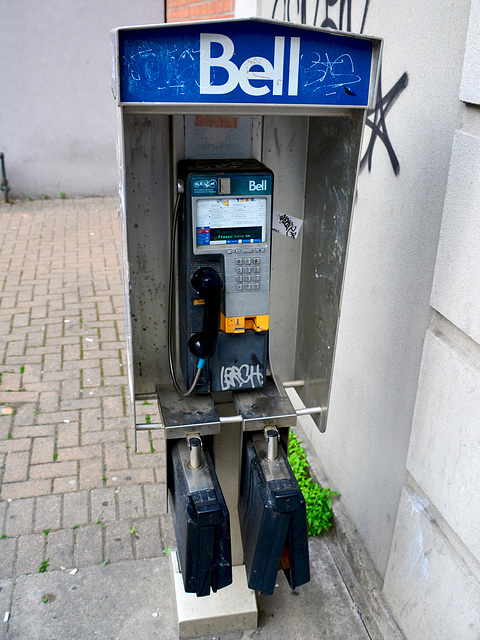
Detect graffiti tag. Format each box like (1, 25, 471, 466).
(220, 364, 264, 390)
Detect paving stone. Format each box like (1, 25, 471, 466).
(30, 436, 55, 464)
(81, 430, 124, 445)
(12, 425, 54, 438)
(61, 378, 81, 399)
(79, 458, 103, 490)
(132, 518, 162, 560)
(53, 476, 78, 493)
(1, 479, 51, 501)
(15, 533, 45, 575)
(63, 491, 89, 528)
(0, 438, 31, 453)
(56, 444, 102, 461)
(57, 422, 79, 448)
(105, 521, 134, 563)
(3, 451, 29, 483)
(105, 442, 128, 470)
(5, 498, 34, 536)
(46, 528, 74, 570)
(159, 513, 176, 551)
(0, 538, 16, 579)
(143, 484, 167, 518)
(0, 502, 6, 536)
(117, 485, 144, 520)
(106, 469, 154, 487)
(29, 460, 76, 479)
(74, 524, 104, 567)
(39, 391, 59, 413)
(34, 494, 61, 532)
(132, 431, 151, 453)
(0, 422, 11, 440)
(90, 487, 117, 523)
(102, 394, 124, 417)
(130, 452, 165, 470)
(80, 408, 102, 431)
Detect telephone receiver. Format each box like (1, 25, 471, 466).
(188, 267, 224, 359)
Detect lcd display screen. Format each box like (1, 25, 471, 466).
(195, 197, 267, 246)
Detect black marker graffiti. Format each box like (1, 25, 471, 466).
(278, 213, 299, 238)
(271, 0, 407, 175)
(361, 69, 408, 175)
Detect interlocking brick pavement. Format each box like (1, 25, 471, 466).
(0, 197, 168, 579)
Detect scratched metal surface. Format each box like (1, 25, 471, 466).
(122, 112, 172, 394)
(295, 113, 364, 430)
(116, 20, 375, 107)
(263, 115, 308, 383)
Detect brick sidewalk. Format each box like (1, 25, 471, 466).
(0, 197, 167, 579)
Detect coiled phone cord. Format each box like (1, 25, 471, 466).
(167, 192, 204, 397)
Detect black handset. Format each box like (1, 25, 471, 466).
(188, 267, 224, 359)
(177, 159, 273, 394)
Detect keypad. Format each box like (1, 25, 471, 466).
(228, 251, 266, 292)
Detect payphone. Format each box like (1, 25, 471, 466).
(112, 16, 382, 638)
(173, 159, 273, 395)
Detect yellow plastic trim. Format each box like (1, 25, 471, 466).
(220, 313, 269, 334)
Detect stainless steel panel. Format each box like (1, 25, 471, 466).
(233, 376, 297, 430)
(295, 113, 365, 431)
(123, 113, 172, 394)
(157, 383, 221, 439)
(263, 115, 308, 382)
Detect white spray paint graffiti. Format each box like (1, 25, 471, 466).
(220, 364, 264, 391)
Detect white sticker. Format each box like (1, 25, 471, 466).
(272, 210, 303, 239)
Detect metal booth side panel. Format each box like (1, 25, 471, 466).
(262, 115, 309, 383)
(295, 113, 365, 430)
(123, 113, 172, 395)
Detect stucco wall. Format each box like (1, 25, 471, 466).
(383, 1, 480, 631)
(0, 0, 165, 199)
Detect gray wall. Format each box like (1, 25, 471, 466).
(382, 1, 480, 635)
(0, 0, 164, 199)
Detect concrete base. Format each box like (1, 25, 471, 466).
(171, 550, 257, 639)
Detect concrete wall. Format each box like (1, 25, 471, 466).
(383, 1, 480, 633)
(235, 0, 472, 582)
(0, 0, 165, 199)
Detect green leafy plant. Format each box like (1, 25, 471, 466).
(288, 432, 340, 536)
(39, 559, 49, 573)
